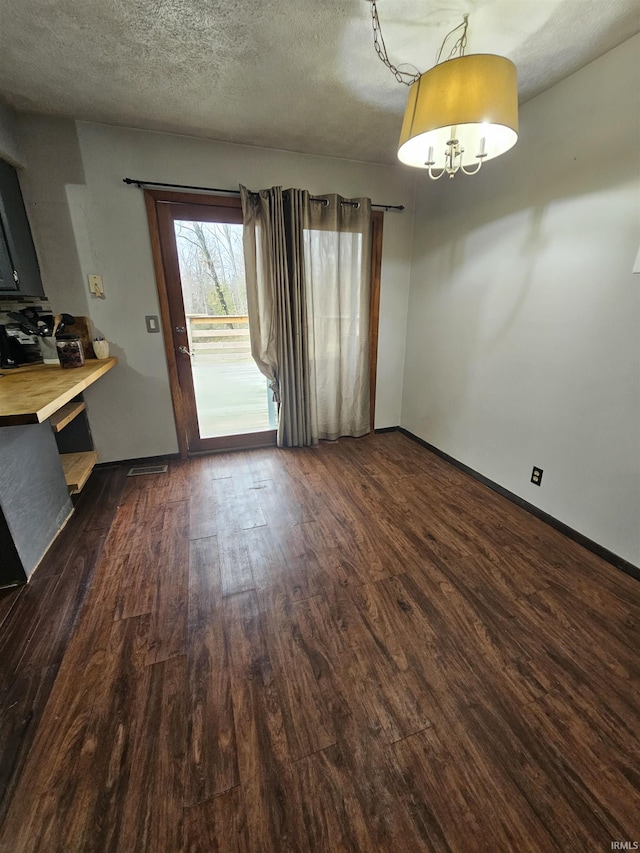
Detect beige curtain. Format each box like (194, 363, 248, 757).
(241, 185, 371, 447)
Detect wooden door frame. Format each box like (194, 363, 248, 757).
(144, 189, 384, 457)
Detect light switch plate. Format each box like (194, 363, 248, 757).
(145, 315, 160, 333)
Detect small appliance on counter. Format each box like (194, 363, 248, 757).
(0, 324, 44, 368)
(2, 307, 83, 366)
(0, 308, 101, 367)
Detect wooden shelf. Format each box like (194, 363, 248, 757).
(60, 451, 99, 494)
(50, 401, 86, 433)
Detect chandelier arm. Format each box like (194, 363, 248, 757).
(427, 166, 447, 181)
(460, 160, 483, 176)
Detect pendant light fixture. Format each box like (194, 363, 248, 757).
(370, 3, 519, 179)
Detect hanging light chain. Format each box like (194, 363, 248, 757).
(434, 15, 469, 65)
(370, 2, 471, 88)
(370, 0, 420, 86)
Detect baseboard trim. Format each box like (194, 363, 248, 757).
(396, 427, 640, 583)
(374, 426, 400, 434)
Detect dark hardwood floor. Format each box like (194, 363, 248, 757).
(0, 432, 638, 852)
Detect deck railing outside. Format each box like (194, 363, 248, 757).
(186, 315, 275, 435)
(187, 314, 251, 361)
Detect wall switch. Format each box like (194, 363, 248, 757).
(531, 466, 543, 486)
(88, 274, 104, 297)
(145, 315, 160, 333)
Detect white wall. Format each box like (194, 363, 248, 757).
(402, 35, 640, 565)
(16, 120, 415, 462)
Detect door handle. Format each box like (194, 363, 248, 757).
(177, 346, 194, 357)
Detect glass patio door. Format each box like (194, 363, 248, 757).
(152, 195, 276, 453)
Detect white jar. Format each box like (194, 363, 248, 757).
(93, 340, 110, 359)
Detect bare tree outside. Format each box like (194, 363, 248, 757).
(174, 221, 247, 316)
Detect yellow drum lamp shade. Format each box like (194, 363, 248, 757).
(398, 54, 519, 169)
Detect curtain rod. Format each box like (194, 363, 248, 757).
(122, 177, 404, 211)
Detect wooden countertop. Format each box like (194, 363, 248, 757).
(0, 358, 117, 426)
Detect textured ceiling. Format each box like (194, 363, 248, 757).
(0, 0, 638, 164)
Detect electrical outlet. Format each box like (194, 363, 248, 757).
(88, 274, 104, 297)
(531, 466, 543, 486)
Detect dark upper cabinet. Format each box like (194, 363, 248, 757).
(0, 217, 17, 292)
(0, 157, 45, 297)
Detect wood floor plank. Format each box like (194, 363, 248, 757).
(0, 563, 131, 849)
(9, 614, 152, 853)
(242, 523, 284, 591)
(210, 474, 262, 534)
(111, 655, 188, 853)
(224, 589, 308, 852)
(72, 614, 152, 852)
(183, 788, 250, 853)
(397, 565, 554, 712)
(82, 466, 128, 532)
(16, 530, 109, 673)
(166, 458, 190, 502)
(277, 525, 327, 602)
(224, 588, 292, 778)
(188, 462, 219, 541)
(313, 491, 393, 583)
(230, 463, 268, 532)
(257, 583, 336, 761)
(291, 594, 426, 851)
(0, 664, 58, 828)
(293, 588, 429, 748)
(186, 535, 239, 803)
(523, 689, 640, 832)
(146, 499, 189, 665)
(114, 489, 166, 621)
(0, 576, 60, 678)
(523, 587, 640, 708)
(218, 531, 255, 597)
(254, 475, 306, 528)
(293, 742, 396, 853)
(548, 678, 640, 762)
(457, 698, 628, 849)
(388, 721, 559, 851)
(0, 587, 22, 631)
(336, 580, 436, 742)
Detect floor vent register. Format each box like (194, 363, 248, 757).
(126, 464, 169, 477)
